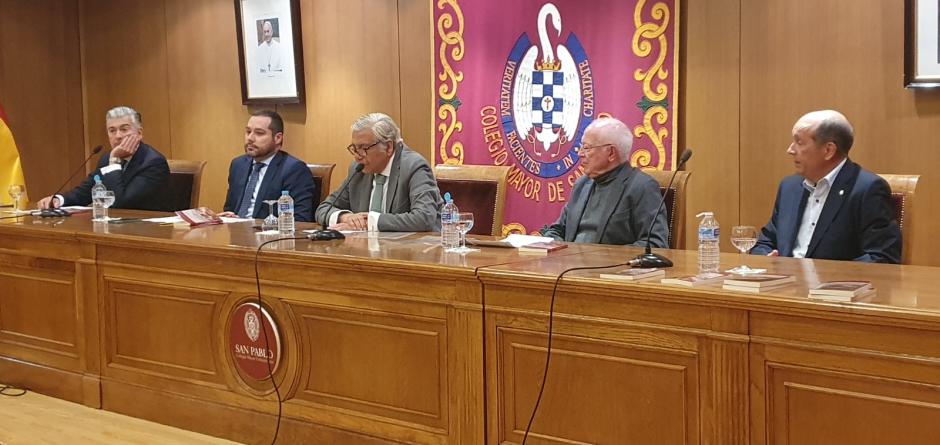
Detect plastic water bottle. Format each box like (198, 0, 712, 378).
(277, 190, 294, 234)
(697, 212, 720, 275)
(91, 175, 106, 220)
(440, 192, 459, 249)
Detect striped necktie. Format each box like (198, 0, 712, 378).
(237, 162, 265, 218)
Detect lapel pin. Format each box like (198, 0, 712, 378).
(838, 189, 844, 196)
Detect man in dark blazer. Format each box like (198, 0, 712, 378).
(38, 106, 171, 211)
(219, 110, 315, 222)
(751, 110, 900, 263)
(540, 117, 668, 247)
(316, 112, 443, 232)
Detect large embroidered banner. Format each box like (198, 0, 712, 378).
(434, 0, 678, 235)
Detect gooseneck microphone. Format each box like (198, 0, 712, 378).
(307, 163, 364, 241)
(629, 148, 693, 268)
(40, 145, 105, 217)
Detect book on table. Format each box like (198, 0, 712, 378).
(599, 268, 665, 281)
(175, 207, 223, 227)
(722, 274, 795, 293)
(660, 273, 730, 287)
(808, 281, 876, 302)
(517, 241, 569, 255)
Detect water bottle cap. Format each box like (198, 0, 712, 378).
(281, 190, 289, 196)
(443, 192, 452, 202)
(94, 175, 101, 182)
(696, 212, 713, 218)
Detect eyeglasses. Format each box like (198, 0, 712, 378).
(576, 143, 613, 154)
(346, 141, 384, 156)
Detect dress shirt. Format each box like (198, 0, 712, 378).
(792, 158, 847, 258)
(242, 152, 277, 218)
(329, 152, 396, 232)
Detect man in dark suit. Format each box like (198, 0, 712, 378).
(315, 112, 443, 232)
(38, 106, 171, 211)
(539, 117, 668, 246)
(219, 110, 315, 222)
(751, 110, 900, 263)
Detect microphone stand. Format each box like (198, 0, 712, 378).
(39, 145, 105, 217)
(630, 149, 693, 268)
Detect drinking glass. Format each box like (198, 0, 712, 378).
(727, 225, 764, 274)
(262, 200, 278, 231)
(7, 184, 23, 213)
(449, 212, 477, 254)
(94, 190, 116, 222)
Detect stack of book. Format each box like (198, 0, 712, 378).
(660, 272, 730, 287)
(808, 281, 876, 302)
(722, 274, 795, 293)
(517, 241, 568, 255)
(599, 268, 665, 282)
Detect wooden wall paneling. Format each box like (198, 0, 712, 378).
(0, 0, 85, 198)
(79, 0, 172, 163)
(740, 0, 940, 266)
(164, 0, 249, 209)
(397, 0, 434, 161)
(681, 0, 741, 251)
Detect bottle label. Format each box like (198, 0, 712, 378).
(279, 203, 293, 213)
(698, 227, 719, 241)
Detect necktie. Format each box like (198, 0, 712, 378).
(370, 174, 387, 212)
(237, 162, 265, 218)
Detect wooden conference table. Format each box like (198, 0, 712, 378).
(1, 210, 939, 444)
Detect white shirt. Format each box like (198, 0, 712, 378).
(792, 158, 847, 258)
(256, 39, 282, 73)
(243, 151, 277, 218)
(329, 152, 396, 232)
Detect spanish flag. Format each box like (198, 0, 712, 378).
(0, 101, 27, 206)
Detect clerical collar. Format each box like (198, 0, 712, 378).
(593, 163, 625, 185)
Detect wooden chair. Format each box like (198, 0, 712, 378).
(166, 159, 206, 210)
(643, 169, 692, 250)
(877, 174, 919, 265)
(434, 165, 511, 236)
(307, 164, 336, 206)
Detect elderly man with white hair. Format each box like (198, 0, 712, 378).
(316, 112, 443, 232)
(540, 116, 668, 247)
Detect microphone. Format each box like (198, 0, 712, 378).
(40, 145, 105, 217)
(629, 149, 693, 268)
(308, 163, 364, 241)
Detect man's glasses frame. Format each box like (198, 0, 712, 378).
(576, 143, 613, 154)
(346, 141, 385, 157)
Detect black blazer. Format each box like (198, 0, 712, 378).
(752, 159, 901, 263)
(222, 150, 316, 222)
(62, 142, 171, 211)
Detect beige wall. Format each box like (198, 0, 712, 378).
(3, 0, 938, 265)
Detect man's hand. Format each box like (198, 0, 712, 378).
(216, 211, 237, 218)
(37, 196, 60, 209)
(332, 212, 368, 231)
(767, 249, 779, 257)
(110, 133, 141, 161)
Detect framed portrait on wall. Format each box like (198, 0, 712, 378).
(234, 0, 305, 103)
(905, 0, 940, 88)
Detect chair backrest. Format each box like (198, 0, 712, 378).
(166, 159, 206, 211)
(877, 173, 919, 265)
(642, 169, 692, 249)
(307, 164, 336, 205)
(434, 164, 511, 236)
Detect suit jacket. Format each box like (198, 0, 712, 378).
(62, 142, 171, 211)
(752, 159, 901, 263)
(540, 165, 669, 247)
(223, 150, 316, 222)
(316, 143, 443, 232)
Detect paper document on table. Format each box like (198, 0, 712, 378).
(142, 216, 184, 223)
(219, 217, 254, 224)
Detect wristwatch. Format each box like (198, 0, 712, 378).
(110, 157, 122, 165)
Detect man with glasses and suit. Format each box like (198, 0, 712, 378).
(218, 110, 316, 221)
(316, 112, 443, 232)
(540, 116, 668, 246)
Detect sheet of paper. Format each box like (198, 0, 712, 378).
(142, 216, 184, 223)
